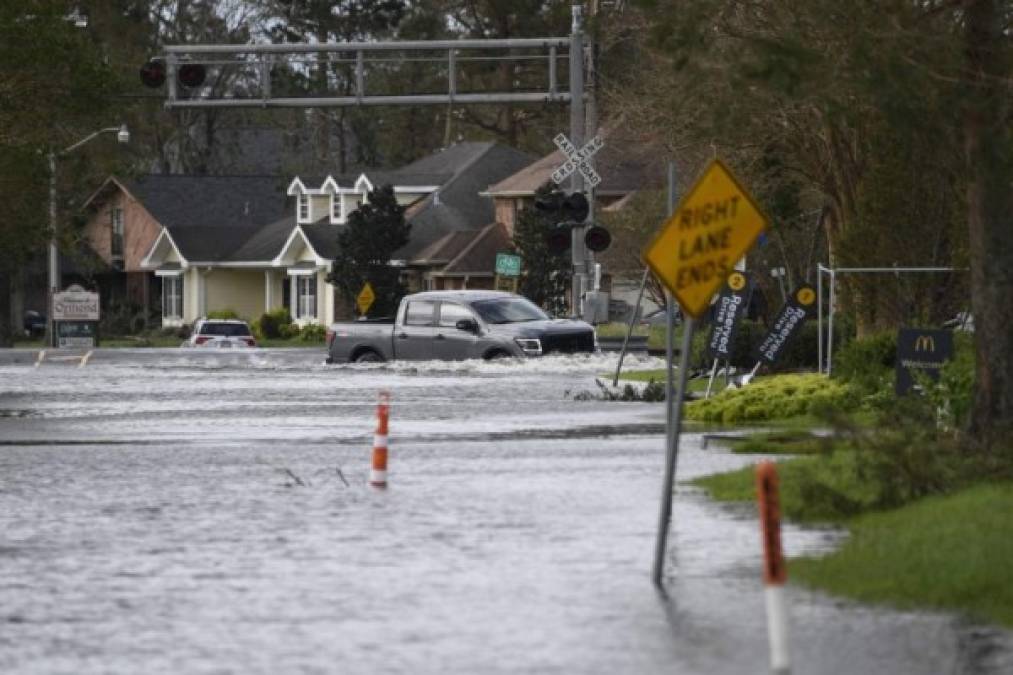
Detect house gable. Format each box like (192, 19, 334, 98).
(272, 226, 327, 267)
(82, 177, 165, 273)
(141, 227, 188, 269)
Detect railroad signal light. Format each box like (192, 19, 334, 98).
(584, 225, 612, 253)
(139, 59, 166, 88)
(178, 63, 207, 88)
(561, 192, 589, 224)
(546, 224, 571, 255)
(534, 190, 590, 226)
(534, 190, 566, 214)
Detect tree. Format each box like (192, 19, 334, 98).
(962, 0, 1013, 449)
(326, 184, 410, 317)
(614, 0, 1011, 448)
(0, 0, 121, 346)
(610, 1, 969, 334)
(513, 184, 571, 316)
(597, 189, 668, 309)
(434, 0, 570, 152)
(265, 0, 407, 173)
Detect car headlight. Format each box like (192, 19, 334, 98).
(514, 337, 542, 356)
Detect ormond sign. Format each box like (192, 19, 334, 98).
(53, 290, 100, 321)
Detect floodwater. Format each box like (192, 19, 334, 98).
(0, 348, 1010, 674)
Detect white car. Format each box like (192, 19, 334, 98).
(183, 318, 257, 348)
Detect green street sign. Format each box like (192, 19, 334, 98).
(495, 253, 522, 277)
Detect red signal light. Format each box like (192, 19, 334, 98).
(139, 60, 166, 88)
(584, 225, 612, 253)
(546, 225, 571, 255)
(178, 63, 207, 88)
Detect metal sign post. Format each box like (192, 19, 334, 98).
(646, 158, 769, 587)
(652, 313, 695, 587)
(550, 129, 604, 318)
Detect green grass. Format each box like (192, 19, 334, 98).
(793, 483, 1013, 627)
(692, 453, 1013, 627)
(692, 451, 885, 523)
(722, 429, 828, 455)
(595, 322, 669, 349)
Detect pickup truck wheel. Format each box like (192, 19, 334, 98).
(484, 349, 511, 361)
(354, 350, 384, 363)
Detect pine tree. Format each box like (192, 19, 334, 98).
(326, 185, 410, 317)
(514, 184, 571, 316)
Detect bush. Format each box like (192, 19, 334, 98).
(298, 323, 326, 342)
(206, 309, 240, 320)
(832, 330, 897, 393)
(100, 300, 149, 336)
(685, 373, 861, 424)
(278, 322, 301, 339)
(253, 308, 293, 340)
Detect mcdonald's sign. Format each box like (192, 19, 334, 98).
(896, 328, 953, 395)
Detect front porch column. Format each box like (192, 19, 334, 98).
(264, 270, 273, 312)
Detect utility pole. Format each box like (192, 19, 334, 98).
(569, 3, 587, 315)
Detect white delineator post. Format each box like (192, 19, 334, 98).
(370, 391, 391, 488)
(757, 461, 791, 674)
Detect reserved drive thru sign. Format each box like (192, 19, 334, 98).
(643, 159, 768, 318)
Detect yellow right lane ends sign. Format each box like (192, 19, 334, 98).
(643, 158, 769, 319)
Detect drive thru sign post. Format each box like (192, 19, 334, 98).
(647, 159, 768, 587)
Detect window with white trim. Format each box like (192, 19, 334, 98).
(297, 275, 317, 319)
(161, 276, 183, 319)
(111, 207, 124, 258)
(330, 193, 340, 222)
(298, 193, 310, 222)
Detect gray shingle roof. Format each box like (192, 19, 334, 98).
(125, 175, 292, 262)
(126, 175, 290, 229)
(126, 143, 535, 265)
(395, 143, 537, 259)
(230, 215, 296, 262)
(301, 221, 344, 260)
(170, 226, 260, 263)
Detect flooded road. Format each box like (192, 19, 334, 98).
(1, 349, 1010, 674)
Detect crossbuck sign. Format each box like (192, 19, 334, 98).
(551, 133, 604, 188)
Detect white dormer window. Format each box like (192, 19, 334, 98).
(298, 193, 310, 222)
(330, 193, 340, 223)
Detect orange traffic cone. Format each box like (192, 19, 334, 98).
(370, 391, 391, 488)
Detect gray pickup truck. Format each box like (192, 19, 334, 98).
(325, 290, 596, 363)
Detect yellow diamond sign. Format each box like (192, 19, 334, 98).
(356, 282, 376, 315)
(643, 159, 768, 319)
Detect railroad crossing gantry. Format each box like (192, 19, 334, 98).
(145, 5, 595, 312)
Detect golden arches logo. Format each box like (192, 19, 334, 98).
(727, 272, 747, 292)
(914, 335, 935, 352)
(795, 287, 816, 307)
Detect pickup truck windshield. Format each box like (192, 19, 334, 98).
(471, 298, 549, 324)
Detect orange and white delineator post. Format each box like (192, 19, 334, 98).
(370, 391, 391, 488)
(756, 461, 791, 674)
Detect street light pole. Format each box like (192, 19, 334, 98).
(45, 125, 130, 348)
(46, 150, 58, 347)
